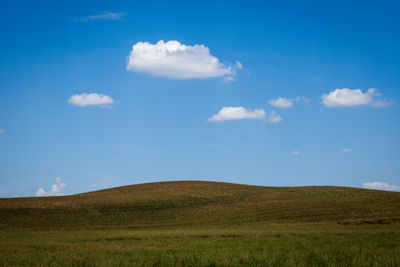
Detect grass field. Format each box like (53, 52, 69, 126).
(1, 181, 400, 266)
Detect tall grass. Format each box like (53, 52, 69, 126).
(1, 224, 399, 266)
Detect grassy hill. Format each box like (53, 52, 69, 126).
(1, 181, 400, 266)
(1, 180, 400, 230)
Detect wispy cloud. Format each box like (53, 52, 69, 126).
(340, 148, 352, 153)
(291, 150, 300, 155)
(75, 12, 125, 22)
(36, 177, 66, 197)
(235, 61, 243, 70)
(362, 181, 399, 191)
(265, 110, 282, 123)
(0, 128, 4, 134)
(68, 93, 114, 107)
(321, 88, 391, 107)
(127, 40, 240, 80)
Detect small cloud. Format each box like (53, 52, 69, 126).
(235, 61, 243, 70)
(208, 106, 265, 122)
(291, 150, 300, 155)
(268, 96, 310, 108)
(75, 11, 125, 22)
(35, 177, 66, 197)
(224, 76, 235, 83)
(266, 110, 282, 123)
(362, 181, 400, 191)
(321, 88, 391, 107)
(68, 93, 114, 107)
(0, 128, 4, 134)
(127, 40, 240, 80)
(340, 148, 352, 153)
(269, 97, 297, 108)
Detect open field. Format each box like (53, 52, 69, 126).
(1, 181, 400, 266)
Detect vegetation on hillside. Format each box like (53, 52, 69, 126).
(1, 181, 399, 230)
(1, 181, 399, 266)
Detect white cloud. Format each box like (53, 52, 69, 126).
(268, 97, 300, 108)
(208, 107, 265, 122)
(75, 12, 125, 22)
(0, 129, 4, 134)
(362, 181, 400, 191)
(291, 150, 300, 155)
(268, 96, 311, 108)
(36, 177, 66, 197)
(340, 148, 352, 153)
(126, 40, 238, 79)
(35, 188, 45, 196)
(321, 88, 390, 107)
(68, 93, 114, 107)
(266, 110, 283, 123)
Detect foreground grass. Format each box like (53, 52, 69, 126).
(1, 223, 399, 266)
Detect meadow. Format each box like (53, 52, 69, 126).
(1, 181, 399, 266)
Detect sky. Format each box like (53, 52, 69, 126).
(0, 0, 399, 197)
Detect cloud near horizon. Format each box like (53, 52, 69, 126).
(36, 177, 66, 197)
(75, 12, 125, 22)
(321, 88, 390, 107)
(126, 40, 239, 79)
(362, 181, 400, 191)
(68, 93, 114, 107)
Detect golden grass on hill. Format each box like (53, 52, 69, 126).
(1, 181, 399, 230)
(1, 181, 400, 266)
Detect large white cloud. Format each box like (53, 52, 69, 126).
(208, 107, 265, 122)
(68, 93, 114, 107)
(362, 181, 399, 191)
(321, 88, 389, 107)
(126, 40, 238, 79)
(36, 177, 66, 197)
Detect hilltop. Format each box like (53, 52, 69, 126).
(1, 180, 399, 230)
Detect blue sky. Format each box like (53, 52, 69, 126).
(0, 0, 399, 197)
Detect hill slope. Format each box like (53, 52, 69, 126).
(1, 181, 400, 230)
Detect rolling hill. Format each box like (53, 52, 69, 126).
(1, 180, 400, 230)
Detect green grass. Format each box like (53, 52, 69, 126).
(1, 181, 400, 266)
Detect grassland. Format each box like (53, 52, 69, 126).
(1, 181, 400, 266)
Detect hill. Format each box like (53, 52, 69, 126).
(1, 180, 400, 230)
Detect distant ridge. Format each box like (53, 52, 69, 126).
(1, 180, 399, 230)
